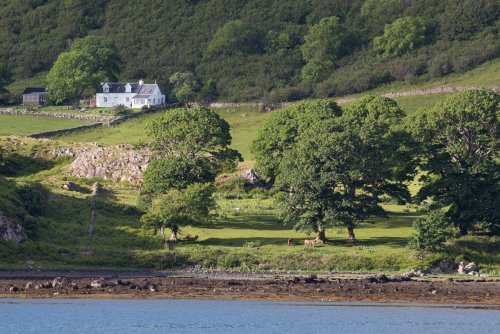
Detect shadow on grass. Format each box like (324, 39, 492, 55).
(202, 236, 292, 247)
(1, 153, 56, 177)
(210, 215, 288, 231)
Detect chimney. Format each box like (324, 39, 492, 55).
(139, 79, 144, 85)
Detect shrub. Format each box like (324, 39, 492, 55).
(16, 182, 49, 215)
(408, 210, 457, 251)
(111, 105, 132, 116)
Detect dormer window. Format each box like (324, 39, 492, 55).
(125, 83, 132, 93)
(103, 83, 109, 93)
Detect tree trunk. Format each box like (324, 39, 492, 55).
(459, 225, 468, 236)
(160, 226, 173, 249)
(347, 225, 356, 243)
(169, 225, 179, 242)
(72, 98, 80, 110)
(315, 228, 327, 243)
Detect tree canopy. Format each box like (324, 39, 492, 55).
(274, 96, 414, 241)
(373, 16, 426, 58)
(46, 35, 119, 104)
(140, 107, 241, 208)
(300, 16, 351, 81)
(410, 90, 500, 235)
(252, 100, 342, 183)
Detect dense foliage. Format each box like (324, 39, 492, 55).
(410, 90, 500, 235)
(1, 0, 498, 101)
(46, 35, 120, 104)
(408, 210, 457, 251)
(140, 107, 240, 214)
(255, 97, 415, 241)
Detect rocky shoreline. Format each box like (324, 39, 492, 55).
(1, 270, 499, 307)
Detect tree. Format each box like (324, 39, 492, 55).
(140, 107, 241, 204)
(373, 16, 426, 58)
(141, 183, 216, 242)
(0, 65, 12, 103)
(359, 0, 403, 38)
(410, 90, 500, 235)
(439, 0, 499, 40)
(169, 72, 199, 104)
(46, 35, 120, 106)
(252, 100, 342, 184)
(206, 20, 262, 56)
(274, 96, 415, 242)
(139, 156, 216, 210)
(300, 16, 352, 81)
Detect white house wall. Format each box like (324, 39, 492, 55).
(96, 93, 136, 108)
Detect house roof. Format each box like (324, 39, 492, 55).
(97, 82, 141, 94)
(133, 84, 157, 98)
(22, 87, 47, 95)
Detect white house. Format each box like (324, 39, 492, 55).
(95, 80, 166, 108)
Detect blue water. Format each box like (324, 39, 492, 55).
(0, 299, 499, 334)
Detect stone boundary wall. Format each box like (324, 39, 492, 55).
(28, 122, 104, 138)
(0, 108, 114, 122)
(205, 85, 498, 108)
(26, 104, 174, 139)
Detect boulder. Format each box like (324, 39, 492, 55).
(458, 261, 478, 275)
(90, 278, 107, 288)
(242, 169, 261, 185)
(25, 282, 34, 289)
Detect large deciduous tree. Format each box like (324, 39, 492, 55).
(252, 100, 342, 184)
(140, 107, 241, 207)
(46, 35, 120, 106)
(410, 90, 500, 235)
(275, 96, 414, 242)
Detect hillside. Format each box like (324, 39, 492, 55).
(1, 0, 499, 102)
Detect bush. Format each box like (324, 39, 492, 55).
(408, 210, 457, 251)
(16, 182, 49, 215)
(111, 105, 131, 115)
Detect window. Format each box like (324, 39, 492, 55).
(104, 97, 108, 103)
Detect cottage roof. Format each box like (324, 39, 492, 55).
(22, 87, 47, 95)
(132, 84, 157, 98)
(97, 82, 141, 94)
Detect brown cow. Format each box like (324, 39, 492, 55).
(288, 238, 293, 246)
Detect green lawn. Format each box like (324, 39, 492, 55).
(0, 114, 94, 136)
(57, 107, 271, 160)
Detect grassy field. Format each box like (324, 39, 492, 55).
(0, 115, 94, 136)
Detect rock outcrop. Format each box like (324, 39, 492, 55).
(69, 145, 151, 185)
(0, 211, 26, 245)
(458, 261, 479, 276)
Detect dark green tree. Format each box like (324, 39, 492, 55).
(252, 100, 342, 184)
(0, 65, 12, 103)
(300, 16, 352, 81)
(274, 96, 415, 242)
(411, 90, 500, 235)
(169, 72, 199, 104)
(46, 35, 120, 106)
(206, 20, 262, 56)
(140, 107, 241, 207)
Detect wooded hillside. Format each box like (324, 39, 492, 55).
(1, 0, 499, 101)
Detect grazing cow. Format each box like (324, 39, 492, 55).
(304, 239, 316, 247)
(288, 238, 293, 246)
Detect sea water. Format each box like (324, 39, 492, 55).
(0, 299, 499, 334)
